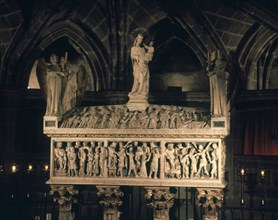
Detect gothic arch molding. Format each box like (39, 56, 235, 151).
(237, 24, 277, 90)
(145, 18, 207, 69)
(1, 21, 111, 91)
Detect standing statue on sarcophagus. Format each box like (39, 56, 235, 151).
(36, 52, 89, 119)
(206, 50, 228, 117)
(127, 33, 155, 111)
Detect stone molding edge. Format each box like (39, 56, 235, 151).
(46, 178, 227, 188)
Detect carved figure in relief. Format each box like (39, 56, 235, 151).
(78, 144, 87, 176)
(99, 107, 110, 128)
(165, 143, 176, 171)
(86, 108, 98, 128)
(138, 142, 151, 177)
(129, 111, 139, 129)
(67, 145, 78, 176)
(169, 107, 179, 129)
(149, 108, 159, 129)
(93, 145, 101, 176)
(109, 110, 121, 128)
(179, 146, 190, 178)
(149, 147, 161, 179)
(159, 107, 170, 128)
(208, 153, 217, 178)
(85, 141, 95, 176)
(98, 142, 106, 177)
(129, 34, 151, 98)
(193, 142, 212, 177)
(140, 110, 150, 128)
(126, 146, 138, 177)
(107, 142, 118, 170)
(188, 147, 197, 177)
(54, 142, 67, 171)
(119, 111, 131, 129)
(207, 143, 219, 178)
(78, 112, 90, 128)
(117, 142, 128, 177)
(135, 145, 143, 171)
(87, 148, 94, 176)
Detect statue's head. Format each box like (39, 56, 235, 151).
(50, 53, 58, 64)
(134, 34, 143, 46)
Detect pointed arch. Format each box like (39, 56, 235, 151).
(1, 21, 111, 91)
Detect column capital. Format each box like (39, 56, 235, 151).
(145, 187, 175, 220)
(50, 185, 78, 213)
(197, 188, 224, 220)
(97, 186, 124, 219)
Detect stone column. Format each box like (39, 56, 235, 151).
(50, 185, 78, 220)
(97, 186, 124, 220)
(144, 187, 175, 220)
(196, 188, 224, 220)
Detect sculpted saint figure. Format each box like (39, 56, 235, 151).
(207, 50, 228, 117)
(193, 142, 212, 177)
(78, 144, 87, 176)
(66, 144, 78, 176)
(54, 142, 67, 171)
(129, 34, 152, 99)
(149, 147, 161, 179)
(117, 142, 129, 177)
(45, 54, 67, 116)
(126, 146, 138, 177)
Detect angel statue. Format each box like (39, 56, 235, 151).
(36, 52, 88, 117)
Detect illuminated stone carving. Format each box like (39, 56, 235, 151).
(207, 51, 228, 117)
(50, 140, 224, 187)
(145, 187, 174, 220)
(50, 185, 78, 220)
(197, 188, 224, 220)
(60, 105, 210, 129)
(97, 186, 124, 220)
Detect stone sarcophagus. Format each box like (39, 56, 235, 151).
(45, 104, 227, 189)
(41, 44, 232, 220)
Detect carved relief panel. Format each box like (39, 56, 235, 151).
(49, 138, 226, 188)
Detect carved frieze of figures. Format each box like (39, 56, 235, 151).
(52, 140, 223, 182)
(60, 105, 210, 129)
